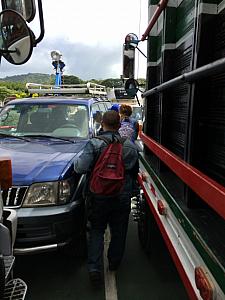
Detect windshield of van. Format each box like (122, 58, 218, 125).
(0, 103, 89, 139)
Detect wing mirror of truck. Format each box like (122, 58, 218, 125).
(1, 0, 36, 22)
(125, 78, 139, 97)
(0, 9, 33, 65)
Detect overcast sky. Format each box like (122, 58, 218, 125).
(0, 0, 148, 80)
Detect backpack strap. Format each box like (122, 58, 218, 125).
(94, 134, 126, 145)
(94, 135, 111, 144)
(114, 135, 126, 144)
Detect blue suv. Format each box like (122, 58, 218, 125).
(0, 84, 111, 254)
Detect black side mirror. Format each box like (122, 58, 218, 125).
(93, 111, 103, 123)
(1, 0, 44, 47)
(0, 9, 33, 65)
(1, 0, 36, 22)
(125, 78, 139, 97)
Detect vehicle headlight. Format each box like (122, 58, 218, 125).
(59, 180, 71, 204)
(23, 179, 72, 207)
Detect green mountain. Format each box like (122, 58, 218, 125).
(0, 73, 54, 84)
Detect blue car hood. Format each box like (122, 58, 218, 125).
(0, 140, 87, 185)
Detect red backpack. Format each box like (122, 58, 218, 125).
(89, 136, 125, 197)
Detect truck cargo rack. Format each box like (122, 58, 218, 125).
(26, 82, 107, 96)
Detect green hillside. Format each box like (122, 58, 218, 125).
(0, 73, 54, 84)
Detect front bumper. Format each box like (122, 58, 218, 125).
(14, 200, 85, 254)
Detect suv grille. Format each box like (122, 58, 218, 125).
(1, 187, 28, 207)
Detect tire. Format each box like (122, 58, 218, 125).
(62, 232, 87, 259)
(0, 255, 5, 300)
(137, 194, 158, 255)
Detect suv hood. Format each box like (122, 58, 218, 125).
(0, 140, 87, 185)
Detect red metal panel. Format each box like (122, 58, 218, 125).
(140, 132, 225, 220)
(141, 0, 169, 41)
(138, 175, 198, 300)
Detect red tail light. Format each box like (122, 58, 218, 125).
(150, 183, 156, 196)
(141, 172, 148, 182)
(195, 267, 214, 300)
(157, 200, 167, 215)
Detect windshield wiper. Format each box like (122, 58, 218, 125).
(0, 133, 30, 142)
(22, 134, 75, 143)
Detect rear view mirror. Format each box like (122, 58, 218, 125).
(122, 44, 135, 79)
(125, 33, 139, 48)
(1, 0, 36, 22)
(125, 78, 139, 97)
(93, 111, 102, 123)
(0, 9, 33, 65)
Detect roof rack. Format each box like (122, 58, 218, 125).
(26, 82, 107, 96)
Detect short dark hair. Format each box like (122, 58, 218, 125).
(119, 104, 132, 117)
(102, 110, 120, 130)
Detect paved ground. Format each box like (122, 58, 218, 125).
(14, 218, 188, 300)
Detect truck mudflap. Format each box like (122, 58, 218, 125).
(4, 278, 27, 300)
(138, 158, 225, 300)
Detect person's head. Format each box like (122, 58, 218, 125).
(110, 104, 120, 113)
(101, 110, 120, 132)
(119, 104, 132, 118)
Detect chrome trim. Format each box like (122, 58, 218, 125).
(3, 186, 28, 208)
(6, 188, 12, 206)
(14, 187, 20, 206)
(14, 242, 67, 255)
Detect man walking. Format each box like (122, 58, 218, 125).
(74, 110, 139, 286)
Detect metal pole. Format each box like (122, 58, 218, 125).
(34, 0, 45, 45)
(142, 56, 225, 98)
(141, 0, 168, 41)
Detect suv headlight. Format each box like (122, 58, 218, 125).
(23, 179, 72, 207)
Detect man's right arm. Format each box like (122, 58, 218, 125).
(74, 141, 95, 174)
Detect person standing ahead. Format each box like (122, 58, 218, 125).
(119, 104, 140, 141)
(74, 110, 139, 286)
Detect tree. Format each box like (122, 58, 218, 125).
(63, 75, 84, 85)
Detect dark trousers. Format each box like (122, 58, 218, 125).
(87, 195, 131, 272)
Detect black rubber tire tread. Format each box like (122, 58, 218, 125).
(137, 198, 159, 255)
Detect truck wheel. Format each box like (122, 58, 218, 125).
(137, 199, 151, 254)
(0, 255, 5, 300)
(137, 193, 158, 255)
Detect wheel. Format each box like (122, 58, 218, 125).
(0, 255, 5, 300)
(60, 123, 79, 129)
(53, 124, 81, 137)
(137, 193, 158, 255)
(62, 232, 87, 259)
(61, 205, 88, 258)
(137, 194, 151, 252)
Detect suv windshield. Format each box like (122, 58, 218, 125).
(0, 103, 89, 138)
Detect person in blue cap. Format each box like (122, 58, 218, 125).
(110, 104, 120, 112)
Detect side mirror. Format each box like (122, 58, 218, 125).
(125, 33, 139, 48)
(0, 9, 33, 65)
(125, 78, 139, 97)
(122, 44, 135, 79)
(93, 111, 103, 123)
(1, 0, 36, 22)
